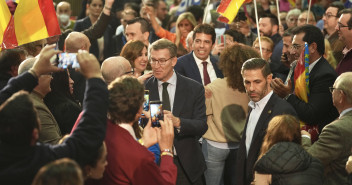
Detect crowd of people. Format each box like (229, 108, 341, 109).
(1, 0, 352, 184)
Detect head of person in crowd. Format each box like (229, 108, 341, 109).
(336, 9, 352, 49)
(87, 0, 104, 19)
(331, 72, 352, 114)
(258, 115, 301, 159)
(47, 69, 75, 98)
(241, 58, 272, 102)
(0, 48, 25, 78)
(253, 36, 274, 61)
(22, 39, 47, 58)
(101, 56, 132, 85)
(108, 77, 144, 125)
(120, 9, 138, 32)
(324, 39, 337, 69)
(141, 0, 159, 19)
(297, 11, 316, 26)
(123, 2, 140, 17)
(166, 14, 178, 31)
(125, 17, 151, 46)
(156, 0, 168, 22)
(65, 32, 91, 53)
(149, 39, 177, 82)
(323, 2, 344, 36)
(186, 5, 204, 24)
(56, 1, 72, 27)
(31, 158, 84, 185)
(219, 44, 260, 92)
(280, 11, 288, 26)
(120, 40, 148, 77)
(286, 9, 301, 28)
(192, 24, 216, 60)
(18, 58, 53, 98)
(0, 91, 39, 146)
(83, 142, 108, 180)
(259, 13, 279, 37)
(175, 12, 197, 48)
(186, 31, 194, 52)
(224, 29, 245, 48)
(281, 28, 295, 67)
(291, 25, 325, 62)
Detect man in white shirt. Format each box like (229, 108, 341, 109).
(235, 58, 297, 185)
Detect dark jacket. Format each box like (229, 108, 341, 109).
(254, 142, 324, 185)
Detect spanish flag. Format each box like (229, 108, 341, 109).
(0, 0, 12, 51)
(1, 0, 60, 50)
(217, 0, 246, 24)
(293, 42, 310, 103)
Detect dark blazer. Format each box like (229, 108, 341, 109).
(235, 93, 297, 185)
(287, 57, 339, 131)
(145, 73, 207, 183)
(175, 52, 224, 85)
(0, 74, 108, 185)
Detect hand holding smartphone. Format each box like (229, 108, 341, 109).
(58, 53, 80, 69)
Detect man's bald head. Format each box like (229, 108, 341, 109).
(18, 58, 36, 75)
(101, 56, 132, 84)
(56, 1, 71, 14)
(65, 32, 91, 53)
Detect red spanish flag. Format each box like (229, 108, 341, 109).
(217, 0, 250, 24)
(1, 0, 60, 49)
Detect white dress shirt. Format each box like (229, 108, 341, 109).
(192, 52, 217, 85)
(245, 91, 273, 155)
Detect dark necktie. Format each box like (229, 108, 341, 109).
(162, 82, 171, 111)
(202, 61, 211, 85)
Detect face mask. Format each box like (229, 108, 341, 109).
(59, 14, 70, 23)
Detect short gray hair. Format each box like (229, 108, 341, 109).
(148, 39, 177, 60)
(336, 72, 352, 104)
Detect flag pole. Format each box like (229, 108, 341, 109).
(253, 0, 263, 58)
(203, 0, 211, 23)
(276, 0, 281, 26)
(307, 0, 312, 24)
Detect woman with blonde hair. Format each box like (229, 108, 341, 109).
(145, 8, 197, 56)
(324, 39, 337, 69)
(253, 115, 323, 185)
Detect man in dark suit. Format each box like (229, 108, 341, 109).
(235, 58, 297, 185)
(175, 24, 223, 85)
(271, 24, 339, 132)
(145, 39, 207, 185)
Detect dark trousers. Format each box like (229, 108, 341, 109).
(174, 156, 205, 185)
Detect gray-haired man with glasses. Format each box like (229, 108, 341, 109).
(145, 39, 207, 185)
(335, 9, 352, 75)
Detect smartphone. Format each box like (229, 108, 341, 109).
(58, 53, 79, 69)
(150, 101, 163, 127)
(143, 90, 149, 111)
(217, 35, 226, 46)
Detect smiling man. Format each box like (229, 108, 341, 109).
(335, 9, 352, 75)
(145, 39, 207, 185)
(175, 24, 223, 86)
(235, 58, 296, 185)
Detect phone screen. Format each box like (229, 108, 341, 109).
(150, 101, 163, 127)
(143, 90, 149, 111)
(217, 35, 226, 46)
(58, 53, 79, 69)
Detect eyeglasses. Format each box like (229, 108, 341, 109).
(150, 56, 175, 66)
(323, 13, 337, 19)
(124, 68, 134, 75)
(290, 43, 304, 50)
(337, 22, 350, 30)
(254, 46, 271, 53)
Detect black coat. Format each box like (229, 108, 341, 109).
(254, 142, 324, 185)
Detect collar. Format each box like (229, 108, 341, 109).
(62, 20, 72, 29)
(119, 123, 137, 140)
(157, 70, 177, 86)
(309, 57, 321, 73)
(342, 47, 352, 56)
(339, 107, 352, 118)
(192, 52, 210, 65)
(248, 90, 273, 109)
(270, 33, 282, 45)
(31, 90, 45, 100)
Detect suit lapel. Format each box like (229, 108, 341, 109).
(172, 73, 186, 117)
(149, 77, 160, 101)
(189, 52, 203, 84)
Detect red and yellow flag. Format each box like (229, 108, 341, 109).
(0, 0, 12, 51)
(217, 0, 248, 24)
(1, 0, 60, 49)
(293, 43, 310, 103)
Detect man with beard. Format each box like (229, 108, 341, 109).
(335, 9, 352, 75)
(235, 58, 297, 185)
(259, 14, 288, 81)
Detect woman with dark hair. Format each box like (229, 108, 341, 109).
(45, 69, 82, 135)
(120, 40, 150, 77)
(202, 44, 260, 185)
(253, 115, 323, 185)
